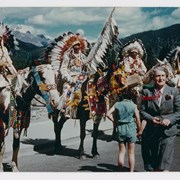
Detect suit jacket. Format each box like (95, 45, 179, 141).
(141, 84, 180, 136)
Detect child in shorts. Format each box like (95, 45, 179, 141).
(107, 88, 141, 172)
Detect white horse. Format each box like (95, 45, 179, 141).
(47, 10, 121, 159)
(0, 64, 60, 172)
(11, 64, 60, 172)
(0, 73, 11, 172)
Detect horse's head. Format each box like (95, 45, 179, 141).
(0, 74, 11, 112)
(35, 64, 60, 108)
(15, 64, 60, 111)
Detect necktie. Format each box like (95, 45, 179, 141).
(155, 89, 162, 106)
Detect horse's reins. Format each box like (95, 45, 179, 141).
(31, 96, 46, 107)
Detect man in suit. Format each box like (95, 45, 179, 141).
(140, 66, 180, 171)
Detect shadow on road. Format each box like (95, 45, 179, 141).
(98, 163, 138, 172)
(21, 138, 54, 146)
(78, 163, 132, 172)
(86, 129, 114, 142)
(21, 138, 92, 159)
(78, 165, 111, 172)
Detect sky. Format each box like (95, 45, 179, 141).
(0, 5, 179, 42)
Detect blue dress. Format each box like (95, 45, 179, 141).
(114, 99, 137, 143)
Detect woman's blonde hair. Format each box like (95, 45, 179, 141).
(151, 66, 169, 78)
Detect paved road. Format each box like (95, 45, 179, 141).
(3, 108, 113, 156)
(2, 117, 180, 173)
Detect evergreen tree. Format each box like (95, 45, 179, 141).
(146, 45, 156, 70)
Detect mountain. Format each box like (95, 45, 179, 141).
(10, 27, 51, 69)
(10, 40, 45, 69)
(10, 23, 180, 70)
(120, 24, 180, 69)
(12, 29, 51, 47)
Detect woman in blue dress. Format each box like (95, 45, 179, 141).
(106, 89, 141, 172)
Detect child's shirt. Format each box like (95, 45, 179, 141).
(114, 99, 136, 123)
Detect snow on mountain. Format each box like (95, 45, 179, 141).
(12, 26, 52, 47)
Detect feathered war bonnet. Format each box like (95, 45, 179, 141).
(47, 31, 89, 63)
(45, 31, 89, 72)
(174, 46, 180, 61)
(0, 22, 19, 50)
(121, 39, 147, 60)
(61, 32, 88, 56)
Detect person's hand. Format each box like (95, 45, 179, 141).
(137, 130, 143, 138)
(161, 119, 171, 127)
(152, 117, 161, 125)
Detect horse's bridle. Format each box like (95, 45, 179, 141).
(39, 83, 57, 91)
(33, 64, 57, 91)
(31, 64, 58, 113)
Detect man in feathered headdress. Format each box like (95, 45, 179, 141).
(120, 40, 148, 111)
(122, 40, 147, 78)
(60, 39, 89, 84)
(0, 23, 17, 76)
(56, 32, 90, 119)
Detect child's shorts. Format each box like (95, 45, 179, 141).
(117, 121, 137, 143)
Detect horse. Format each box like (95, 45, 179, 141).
(0, 22, 18, 171)
(0, 63, 60, 171)
(49, 9, 122, 159)
(0, 73, 11, 172)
